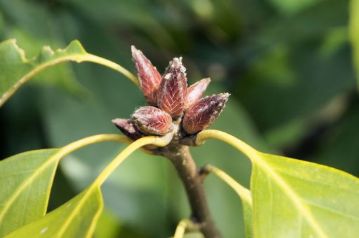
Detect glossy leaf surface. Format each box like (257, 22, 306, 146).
(198, 130, 359, 238)
(6, 187, 103, 238)
(0, 134, 125, 237)
(251, 152, 359, 238)
(0, 149, 59, 237)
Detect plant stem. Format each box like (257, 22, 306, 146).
(162, 145, 221, 238)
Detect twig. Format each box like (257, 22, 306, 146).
(161, 145, 221, 238)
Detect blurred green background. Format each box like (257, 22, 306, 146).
(1, 0, 358, 237)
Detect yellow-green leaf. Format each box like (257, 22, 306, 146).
(0, 134, 126, 237)
(5, 135, 171, 238)
(0, 39, 137, 107)
(197, 130, 359, 238)
(0, 149, 59, 237)
(0, 134, 168, 237)
(5, 187, 103, 238)
(251, 152, 359, 238)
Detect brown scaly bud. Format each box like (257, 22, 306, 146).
(157, 57, 187, 118)
(182, 93, 230, 134)
(185, 78, 211, 108)
(132, 106, 172, 135)
(112, 118, 143, 140)
(131, 46, 162, 105)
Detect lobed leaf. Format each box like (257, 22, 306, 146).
(0, 39, 87, 107)
(0, 39, 137, 107)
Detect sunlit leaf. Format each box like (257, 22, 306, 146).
(198, 130, 359, 238)
(6, 187, 103, 238)
(0, 134, 125, 237)
(6, 135, 169, 238)
(94, 209, 122, 238)
(251, 152, 359, 238)
(0, 149, 59, 237)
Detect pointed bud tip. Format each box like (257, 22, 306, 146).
(131, 46, 162, 105)
(131, 45, 144, 61)
(157, 57, 188, 117)
(203, 77, 211, 84)
(131, 45, 139, 55)
(182, 92, 230, 134)
(112, 118, 131, 128)
(185, 78, 212, 108)
(112, 118, 124, 125)
(217, 92, 230, 101)
(171, 57, 182, 65)
(112, 118, 143, 140)
(168, 57, 186, 74)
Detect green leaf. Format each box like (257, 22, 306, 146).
(0, 134, 125, 237)
(242, 197, 253, 238)
(350, 0, 359, 88)
(40, 61, 172, 237)
(6, 187, 103, 238)
(5, 135, 168, 238)
(0, 149, 59, 237)
(0, 39, 87, 107)
(251, 152, 359, 238)
(197, 130, 359, 238)
(0, 39, 137, 107)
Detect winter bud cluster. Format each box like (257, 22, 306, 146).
(112, 46, 230, 142)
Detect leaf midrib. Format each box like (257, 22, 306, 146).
(0, 134, 126, 231)
(254, 152, 328, 238)
(0, 154, 59, 225)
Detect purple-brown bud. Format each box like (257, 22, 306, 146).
(157, 57, 187, 118)
(131, 46, 162, 105)
(132, 106, 172, 135)
(112, 118, 143, 140)
(185, 78, 211, 108)
(182, 93, 230, 134)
